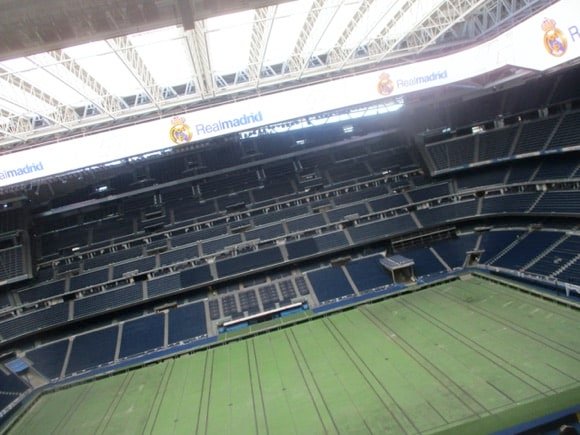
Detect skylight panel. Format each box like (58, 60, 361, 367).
(71, 52, 143, 97)
(343, 1, 399, 49)
(128, 26, 182, 46)
(63, 40, 113, 60)
(303, 0, 359, 56)
(261, 1, 312, 66)
(11, 65, 85, 107)
(130, 35, 193, 88)
(386, 0, 444, 42)
(0, 58, 36, 74)
(205, 10, 255, 74)
(358, 0, 410, 42)
(0, 79, 54, 116)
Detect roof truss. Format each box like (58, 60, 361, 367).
(0, 0, 554, 151)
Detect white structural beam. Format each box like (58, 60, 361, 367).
(0, 109, 31, 141)
(405, 0, 490, 56)
(375, 0, 488, 62)
(326, 0, 376, 64)
(0, 67, 78, 129)
(47, 50, 126, 117)
(247, 6, 277, 84)
(366, 0, 426, 57)
(296, 0, 345, 79)
(462, 0, 557, 40)
(184, 22, 214, 98)
(107, 36, 164, 108)
(286, 0, 328, 73)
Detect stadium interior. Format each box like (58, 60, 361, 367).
(0, 0, 579, 433)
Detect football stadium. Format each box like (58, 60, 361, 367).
(0, 1, 579, 434)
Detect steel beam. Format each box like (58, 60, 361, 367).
(461, 0, 559, 40)
(0, 109, 31, 141)
(406, 0, 490, 56)
(0, 68, 78, 129)
(184, 22, 214, 98)
(247, 6, 278, 84)
(107, 36, 164, 108)
(287, 0, 328, 73)
(47, 50, 127, 117)
(326, 0, 375, 65)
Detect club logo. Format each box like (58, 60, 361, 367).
(377, 73, 395, 96)
(169, 116, 193, 144)
(542, 18, 567, 57)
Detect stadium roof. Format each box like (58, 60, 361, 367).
(0, 0, 557, 151)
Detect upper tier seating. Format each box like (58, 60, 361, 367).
(426, 111, 580, 173)
(491, 231, 563, 270)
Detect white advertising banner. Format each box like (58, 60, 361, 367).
(1, 0, 579, 188)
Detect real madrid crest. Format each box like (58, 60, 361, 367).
(377, 72, 395, 96)
(542, 18, 567, 57)
(169, 116, 193, 144)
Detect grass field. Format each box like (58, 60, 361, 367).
(7, 276, 580, 434)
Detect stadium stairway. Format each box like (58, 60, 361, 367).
(487, 231, 530, 265)
(552, 254, 580, 281)
(527, 191, 546, 212)
(429, 248, 451, 272)
(522, 232, 570, 271)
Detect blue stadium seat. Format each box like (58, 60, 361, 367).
(307, 266, 355, 303)
(26, 340, 69, 380)
(431, 234, 478, 269)
(479, 230, 523, 263)
(119, 313, 165, 358)
(525, 235, 580, 277)
(19, 279, 66, 304)
(66, 326, 118, 374)
(70, 268, 109, 291)
(168, 302, 207, 344)
(345, 255, 393, 292)
(0, 303, 69, 340)
(147, 273, 182, 297)
(492, 231, 563, 270)
(532, 191, 580, 214)
(216, 247, 283, 277)
(74, 283, 143, 318)
(513, 117, 559, 155)
(348, 215, 416, 244)
(397, 247, 446, 277)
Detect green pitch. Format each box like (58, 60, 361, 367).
(7, 276, 580, 434)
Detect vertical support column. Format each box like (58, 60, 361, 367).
(114, 323, 124, 361)
(341, 265, 360, 296)
(60, 338, 73, 378)
(163, 311, 169, 347)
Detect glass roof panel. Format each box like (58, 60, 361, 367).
(130, 35, 194, 88)
(11, 65, 86, 107)
(1, 57, 36, 74)
(63, 40, 113, 60)
(71, 51, 143, 97)
(355, 0, 406, 43)
(304, 0, 359, 56)
(128, 26, 182, 46)
(42, 63, 103, 103)
(205, 10, 255, 75)
(261, 1, 312, 66)
(26, 53, 106, 106)
(344, 1, 401, 49)
(387, 0, 443, 41)
(0, 79, 54, 116)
